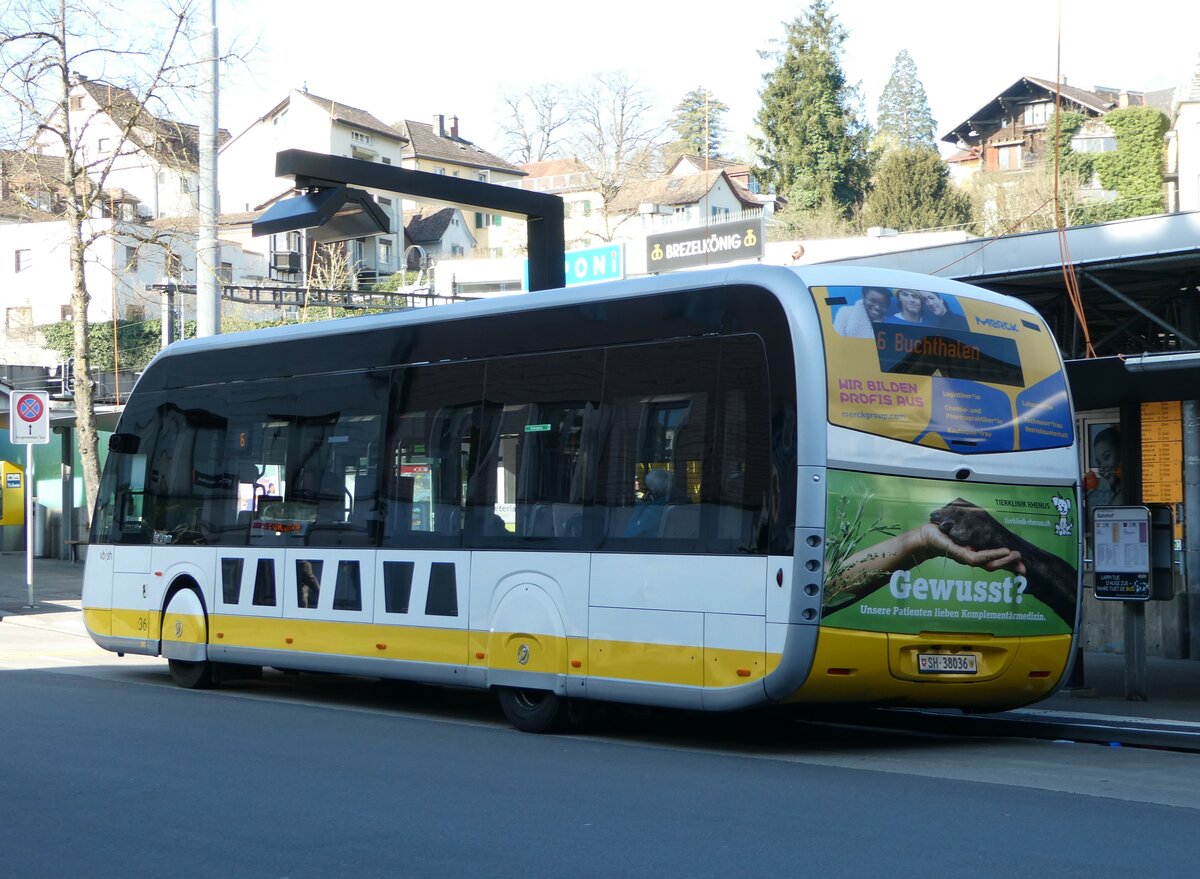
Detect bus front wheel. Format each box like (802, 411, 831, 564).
(168, 658, 215, 689)
(497, 686, 569, 733)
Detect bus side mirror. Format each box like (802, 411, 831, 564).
(109, 433, 140, 454)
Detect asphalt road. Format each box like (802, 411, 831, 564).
(1, 623, 1198, 879)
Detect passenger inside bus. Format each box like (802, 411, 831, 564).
(623, 469, 671, 537)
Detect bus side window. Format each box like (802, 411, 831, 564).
(596, 338, 718, 548)
(381, 362, 486, 547)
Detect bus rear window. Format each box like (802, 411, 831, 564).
(815, 284, 1073, 453)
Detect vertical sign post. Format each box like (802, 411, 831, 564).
(10, 391, 50, 607)
(1092, 505, 1152, 700)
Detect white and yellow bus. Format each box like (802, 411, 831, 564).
(82, 264, 1082, 731)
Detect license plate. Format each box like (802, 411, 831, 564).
(917, 653, 978, 674)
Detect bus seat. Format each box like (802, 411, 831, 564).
(605, 506, 636, 537)
(524, 503, 554, 537)
(553, 503, 583, 537)
(659, 504, 700, 539)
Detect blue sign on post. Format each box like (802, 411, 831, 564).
(524, 243, 624, 290)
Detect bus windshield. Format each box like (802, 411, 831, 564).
(815, 284, 1073, 453)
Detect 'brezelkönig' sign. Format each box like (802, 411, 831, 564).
(646, 217, 765, 272)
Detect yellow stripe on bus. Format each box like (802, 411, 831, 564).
(97, 607, 778, 690)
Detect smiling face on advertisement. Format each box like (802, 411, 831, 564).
(920, 290, 948, 317)
(862, 287, 891, 322)
(896, 289, 924, 321)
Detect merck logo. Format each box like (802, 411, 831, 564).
(975, 316, 1019, 332)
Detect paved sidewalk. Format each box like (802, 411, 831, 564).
(2, 549, 1198, 726)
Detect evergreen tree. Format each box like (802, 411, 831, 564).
(666, 86, 729, 163)
(861, 146, 973, 232)
(751, 0, 871, 213)
(875, 49, 937, 151)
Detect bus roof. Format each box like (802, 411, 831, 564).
(145, 262, 1038, 369)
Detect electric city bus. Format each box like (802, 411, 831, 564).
(82, 264, 1082, 732)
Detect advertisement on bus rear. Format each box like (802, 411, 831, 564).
(813, 285, 1073, 453)
(821, 471, 1079, 636)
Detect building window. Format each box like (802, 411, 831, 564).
(382, 156, 392, 165)
(582, 200, 592, 217)
(711, 206, 730, 218)
(14, 249, 31, 272)
(376, 196, 392, 209)
(475, 212, 485, 229)
(70, 95, 83, 111)
(219, 262, 233, 284)
(996, 144, 1022, 171)
(451, 245, 464, 256)
(477, 171, 488, 183)
(435, 167, 445, 175)
(351, 130, 372, 145)
(1071, 134, 1118, 154)
(180, 175, 192, 193)
(97, 137, 111, 154)
(1023, 102, 1051, 128)
(379, 239, 393, 264)
(6, 307, 33, 342)
(123, 245, 138, 271)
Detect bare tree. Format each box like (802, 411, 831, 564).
(499, 82, 571, 164)
(0, 0, 215, 521)
(569, 71, 667, 238)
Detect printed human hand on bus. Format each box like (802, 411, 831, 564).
(824, 520, 1022, 611)
(928, 498, 1077, 622)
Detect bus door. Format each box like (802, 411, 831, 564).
(379, 376, 484, 672)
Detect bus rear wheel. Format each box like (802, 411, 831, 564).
(168, 658, 215, 689)
(497, 686, 570, 733)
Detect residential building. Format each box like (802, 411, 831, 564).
(404, 207, 476, 267)
(1165, 59, 1200, 212)
(392, 116, 526, 257)
(500, 158, 604, 251)
(33, 75, 229, 220)
(667, 155, 779, 213)
(942, 76, 1142, 178)
(1, 212, 269, 364)
(606, 168, 761, 235)
(219, 89, 410, 286)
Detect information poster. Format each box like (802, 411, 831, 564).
(814, 285, 1073, 453)
(1092, 505, 1151, 600)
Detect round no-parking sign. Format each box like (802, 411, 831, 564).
(10, 391, 50, 444)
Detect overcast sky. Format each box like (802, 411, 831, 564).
(216, 0, 1199, 158)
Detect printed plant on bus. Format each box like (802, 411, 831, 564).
(823, 488, 900, 610)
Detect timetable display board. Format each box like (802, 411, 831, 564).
(1092, 505, 1151, 600)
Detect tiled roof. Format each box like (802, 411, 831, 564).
(943, 76, 1126, 145)
(608, 170, 759, 213)
(668, 154, 748, 174)
(298, 91, 408, 143)
(0, 149, 77, 218)
(404, 207, 457, 243)
(520, 157, 590, 178)
(76, 78, 231, 172)
(395, 119, 524, 175)
(945, 147, 982, 164)
(1024, 77, 1118, 114)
